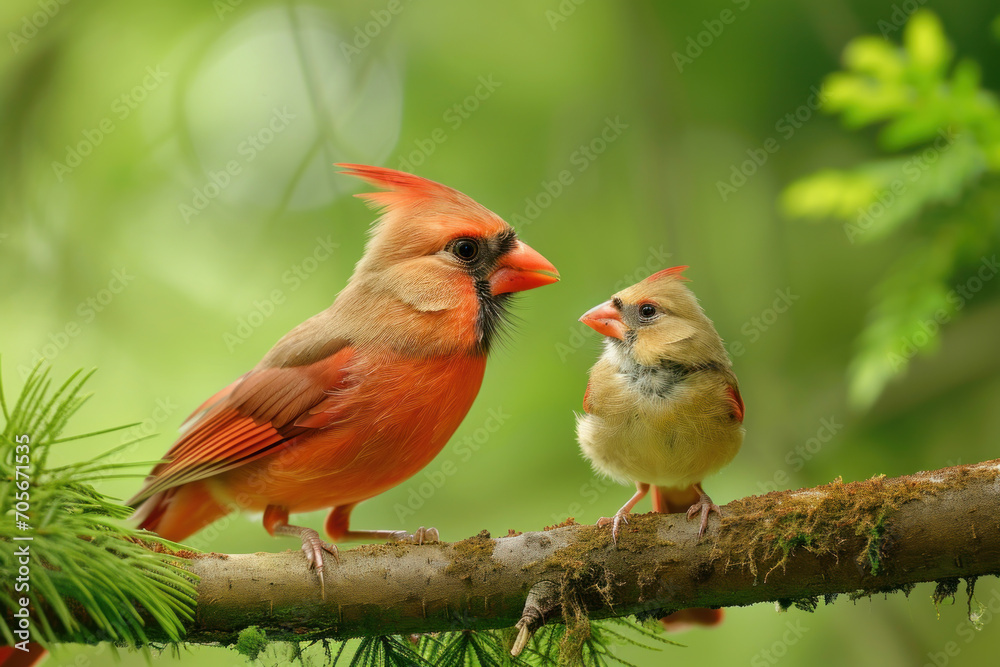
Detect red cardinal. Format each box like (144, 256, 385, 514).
(128, 165, 559, 588)
(576, 266, 743, 629)
(0, 647, 45, 667)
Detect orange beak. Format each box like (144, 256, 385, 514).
(489, 240, 560, 295)
(579, 300, 627, 339)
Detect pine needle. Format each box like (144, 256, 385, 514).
(0, 364, 198, 651)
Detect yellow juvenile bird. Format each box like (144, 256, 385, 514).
(576, 266, 744, 630)
(576, 266, 745, 542)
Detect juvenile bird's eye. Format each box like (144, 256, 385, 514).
(451, 238, 480, 261)
(639, 304, 657, 319)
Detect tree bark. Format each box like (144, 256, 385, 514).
(74, 460, 1000, 644)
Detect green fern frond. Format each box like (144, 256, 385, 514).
(346, 635, 432, 667)
(781, 10, 1000, 408)
(0, 363, 198, 651)
(417, 629, 524, 667)
(521, 618, 679, 667)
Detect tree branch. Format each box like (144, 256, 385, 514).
(63, 460, 1000, 644)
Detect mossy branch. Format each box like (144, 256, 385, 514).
(39, 459, 1000, 646)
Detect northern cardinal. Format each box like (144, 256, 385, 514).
(0, 646, 45, 667)
(576, 266, 744, 628)
(128, 165, 559, 589)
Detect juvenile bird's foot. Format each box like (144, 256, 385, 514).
(597, 483, 651, 547)
(596, 511, 630, 547)
(686, 492, 722, 539)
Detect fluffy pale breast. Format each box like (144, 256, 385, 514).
(577, 345, 743, 488)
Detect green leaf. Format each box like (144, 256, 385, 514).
(823, 73, 909, 128)
(783, 9, 1000, 409)
(842, 37, 905, 81)
(781, 170, 880, 221)
(904, 10, 952, 78)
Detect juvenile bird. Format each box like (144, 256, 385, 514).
(129, 165, 559, 589)
(576, 266, 744, 542)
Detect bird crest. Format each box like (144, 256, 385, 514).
(336, 163, 507, 246)
(337, 163, 452, 212)
(646, 265, 690, 283)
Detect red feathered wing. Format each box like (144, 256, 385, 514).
(128, 345, 355, 508)
(726, 383, 745, 423)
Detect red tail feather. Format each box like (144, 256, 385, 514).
(652, 484, 727, 632)
(0, 645, 46, 667)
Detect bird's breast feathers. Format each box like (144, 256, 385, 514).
(577, 346, 743, 487)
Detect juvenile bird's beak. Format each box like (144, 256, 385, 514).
(579, 300, 626, 339)
(489, 240, 560, 295)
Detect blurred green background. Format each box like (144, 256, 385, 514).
(3, 0, 1000, 665)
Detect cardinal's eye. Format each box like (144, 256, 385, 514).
(639, 303, 657, 320)
(451, 238, 480, 262)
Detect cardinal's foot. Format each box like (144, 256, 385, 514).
(299, 527, 339, 570)
(387, 526, 440, 544)
(686, 493, 722, 539)
(273, 523, 338, 598)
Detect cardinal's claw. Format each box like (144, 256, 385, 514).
(413, 526, 440, 544)
(293, 527, 338, 600)
(386, 526, 440, 545)
(269, 518, 337, 600)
